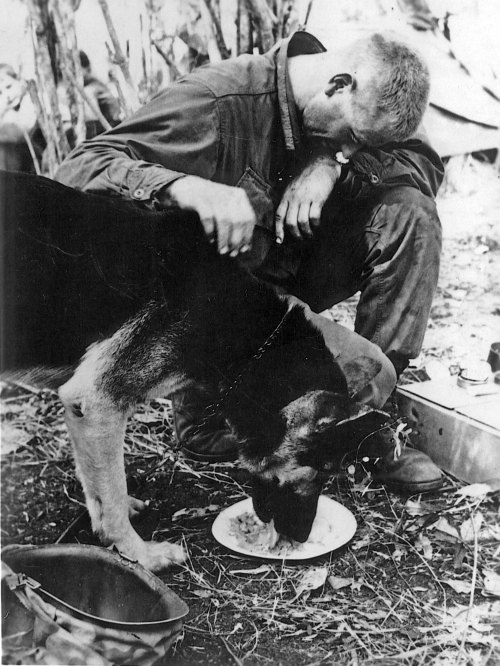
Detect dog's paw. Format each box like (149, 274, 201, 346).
(128, 495, 147, 519)
(136, 541, 187, 572)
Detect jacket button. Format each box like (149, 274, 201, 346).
(133, 188, 145, 198)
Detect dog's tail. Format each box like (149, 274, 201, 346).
(1, 365, 75, 392)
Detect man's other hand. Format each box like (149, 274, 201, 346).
(157, 176, 257, 256)
(275, 155, 341, 243)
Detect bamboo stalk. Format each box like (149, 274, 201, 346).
(237, 0, 253, 55)
(27, 79, 58, 176)
(244, 0, 277, 53)
(25, 0, 70, 173)
(202, 0, 231, 59)
(50, 0, 86, 146)
(97, 0, 139, 113)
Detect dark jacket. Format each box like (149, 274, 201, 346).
(55, 31, 444, 237)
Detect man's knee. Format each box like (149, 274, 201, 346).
(378, 187, 441, 244)
(351, 344, 397, 409)
(376, 185, 438, 215)
(371, 186, 442, 263)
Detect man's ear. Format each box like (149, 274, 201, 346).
(342, 356, 382, 399)
(325, 73, 354, 97)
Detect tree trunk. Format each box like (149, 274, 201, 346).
(51, 0, 86, 146)
(25, 0, 70, 174)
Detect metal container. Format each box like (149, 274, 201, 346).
(2, 543, 188, 665)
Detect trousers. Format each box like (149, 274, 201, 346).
(253, 185, 442, 371)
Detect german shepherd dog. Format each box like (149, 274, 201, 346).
(1, 171, 381, 572)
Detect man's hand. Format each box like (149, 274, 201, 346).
(157, 176, 256, 256)
(275, 155, 341, 243)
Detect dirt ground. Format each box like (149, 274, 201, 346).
(2, 159, 500, 665)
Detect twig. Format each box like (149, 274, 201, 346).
(21, 128, 41, 175)
(153, 41, 181, 80)
(97, 0, 139, 113)
(220, 636, 244, 666)
(69, 73, 112, 131)
(458, 507, 481, 657)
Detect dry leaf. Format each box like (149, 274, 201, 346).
(392, 545, 408, 561)
(327, 575, 353, 591)
(444, 578, 473, 595)
(294, 566, 328, 597)
(429, 516, 460, 540)
(456, 483, 494, 498)
(1, 424, 31, 456)
(460, 513, 484, 542)
(231, 565, 271, 575)
(193, 589, 213, 598)
(415, 533, 433, 560)
(405, 499, 431, 516)
(483, 570, 500, 598)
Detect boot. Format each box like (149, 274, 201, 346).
(359, 428, 443, 493)
(171, 387, 240, 462)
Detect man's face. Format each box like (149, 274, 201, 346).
(302, 64, 392, 159)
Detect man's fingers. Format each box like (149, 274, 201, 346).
(297, 202, 314, 239)
(197, 205, 216, 243)
(309, 201, 323, 229)
(285, 202, 301, 239)
(275, 200, 288, 244)
(227, 219, 245, 257)
(216, 219, 230, 254)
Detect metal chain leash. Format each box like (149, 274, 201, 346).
(175, 304, 293, 452)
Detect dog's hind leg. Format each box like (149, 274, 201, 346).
(59, 337, 186, 572)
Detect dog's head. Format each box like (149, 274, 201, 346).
(240, 356, 388, 542)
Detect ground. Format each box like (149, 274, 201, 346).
(2, 159, 500, 665)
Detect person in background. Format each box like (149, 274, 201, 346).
(0, 64, 37, 172)
(78, 50, 121, 139)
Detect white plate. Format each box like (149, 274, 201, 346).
(212, 496, 357, 561)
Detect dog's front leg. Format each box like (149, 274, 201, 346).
(59, 350, 185, 572)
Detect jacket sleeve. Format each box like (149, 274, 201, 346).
(55, 79, 220, 207)
(337, 127, 445, 201)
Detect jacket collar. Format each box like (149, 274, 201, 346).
(276, 31, 327, 153)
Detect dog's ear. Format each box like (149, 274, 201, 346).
(342, 356, 382, 399)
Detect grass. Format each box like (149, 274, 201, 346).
(1, 384, 499, 666)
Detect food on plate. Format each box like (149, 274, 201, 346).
(230, 512, 303, 555)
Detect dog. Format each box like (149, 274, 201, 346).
(1, 170, 382, 572)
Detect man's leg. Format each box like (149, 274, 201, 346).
(171, 385, 239, 462)
(290, 186, 442, 376)
(297, 300, 442, 492)
(287, 186, 443, 491)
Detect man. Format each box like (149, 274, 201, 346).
(56, 30, 444, 492)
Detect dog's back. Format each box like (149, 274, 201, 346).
(0, 170, 205, 372)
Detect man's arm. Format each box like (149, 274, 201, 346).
(56, 80, 256, 255)
(56, 80, 221, 202)
(340, 129, 445, 201)
(276, 129, 444, 240)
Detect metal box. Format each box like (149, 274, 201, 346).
(396, 380, 500, 483)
